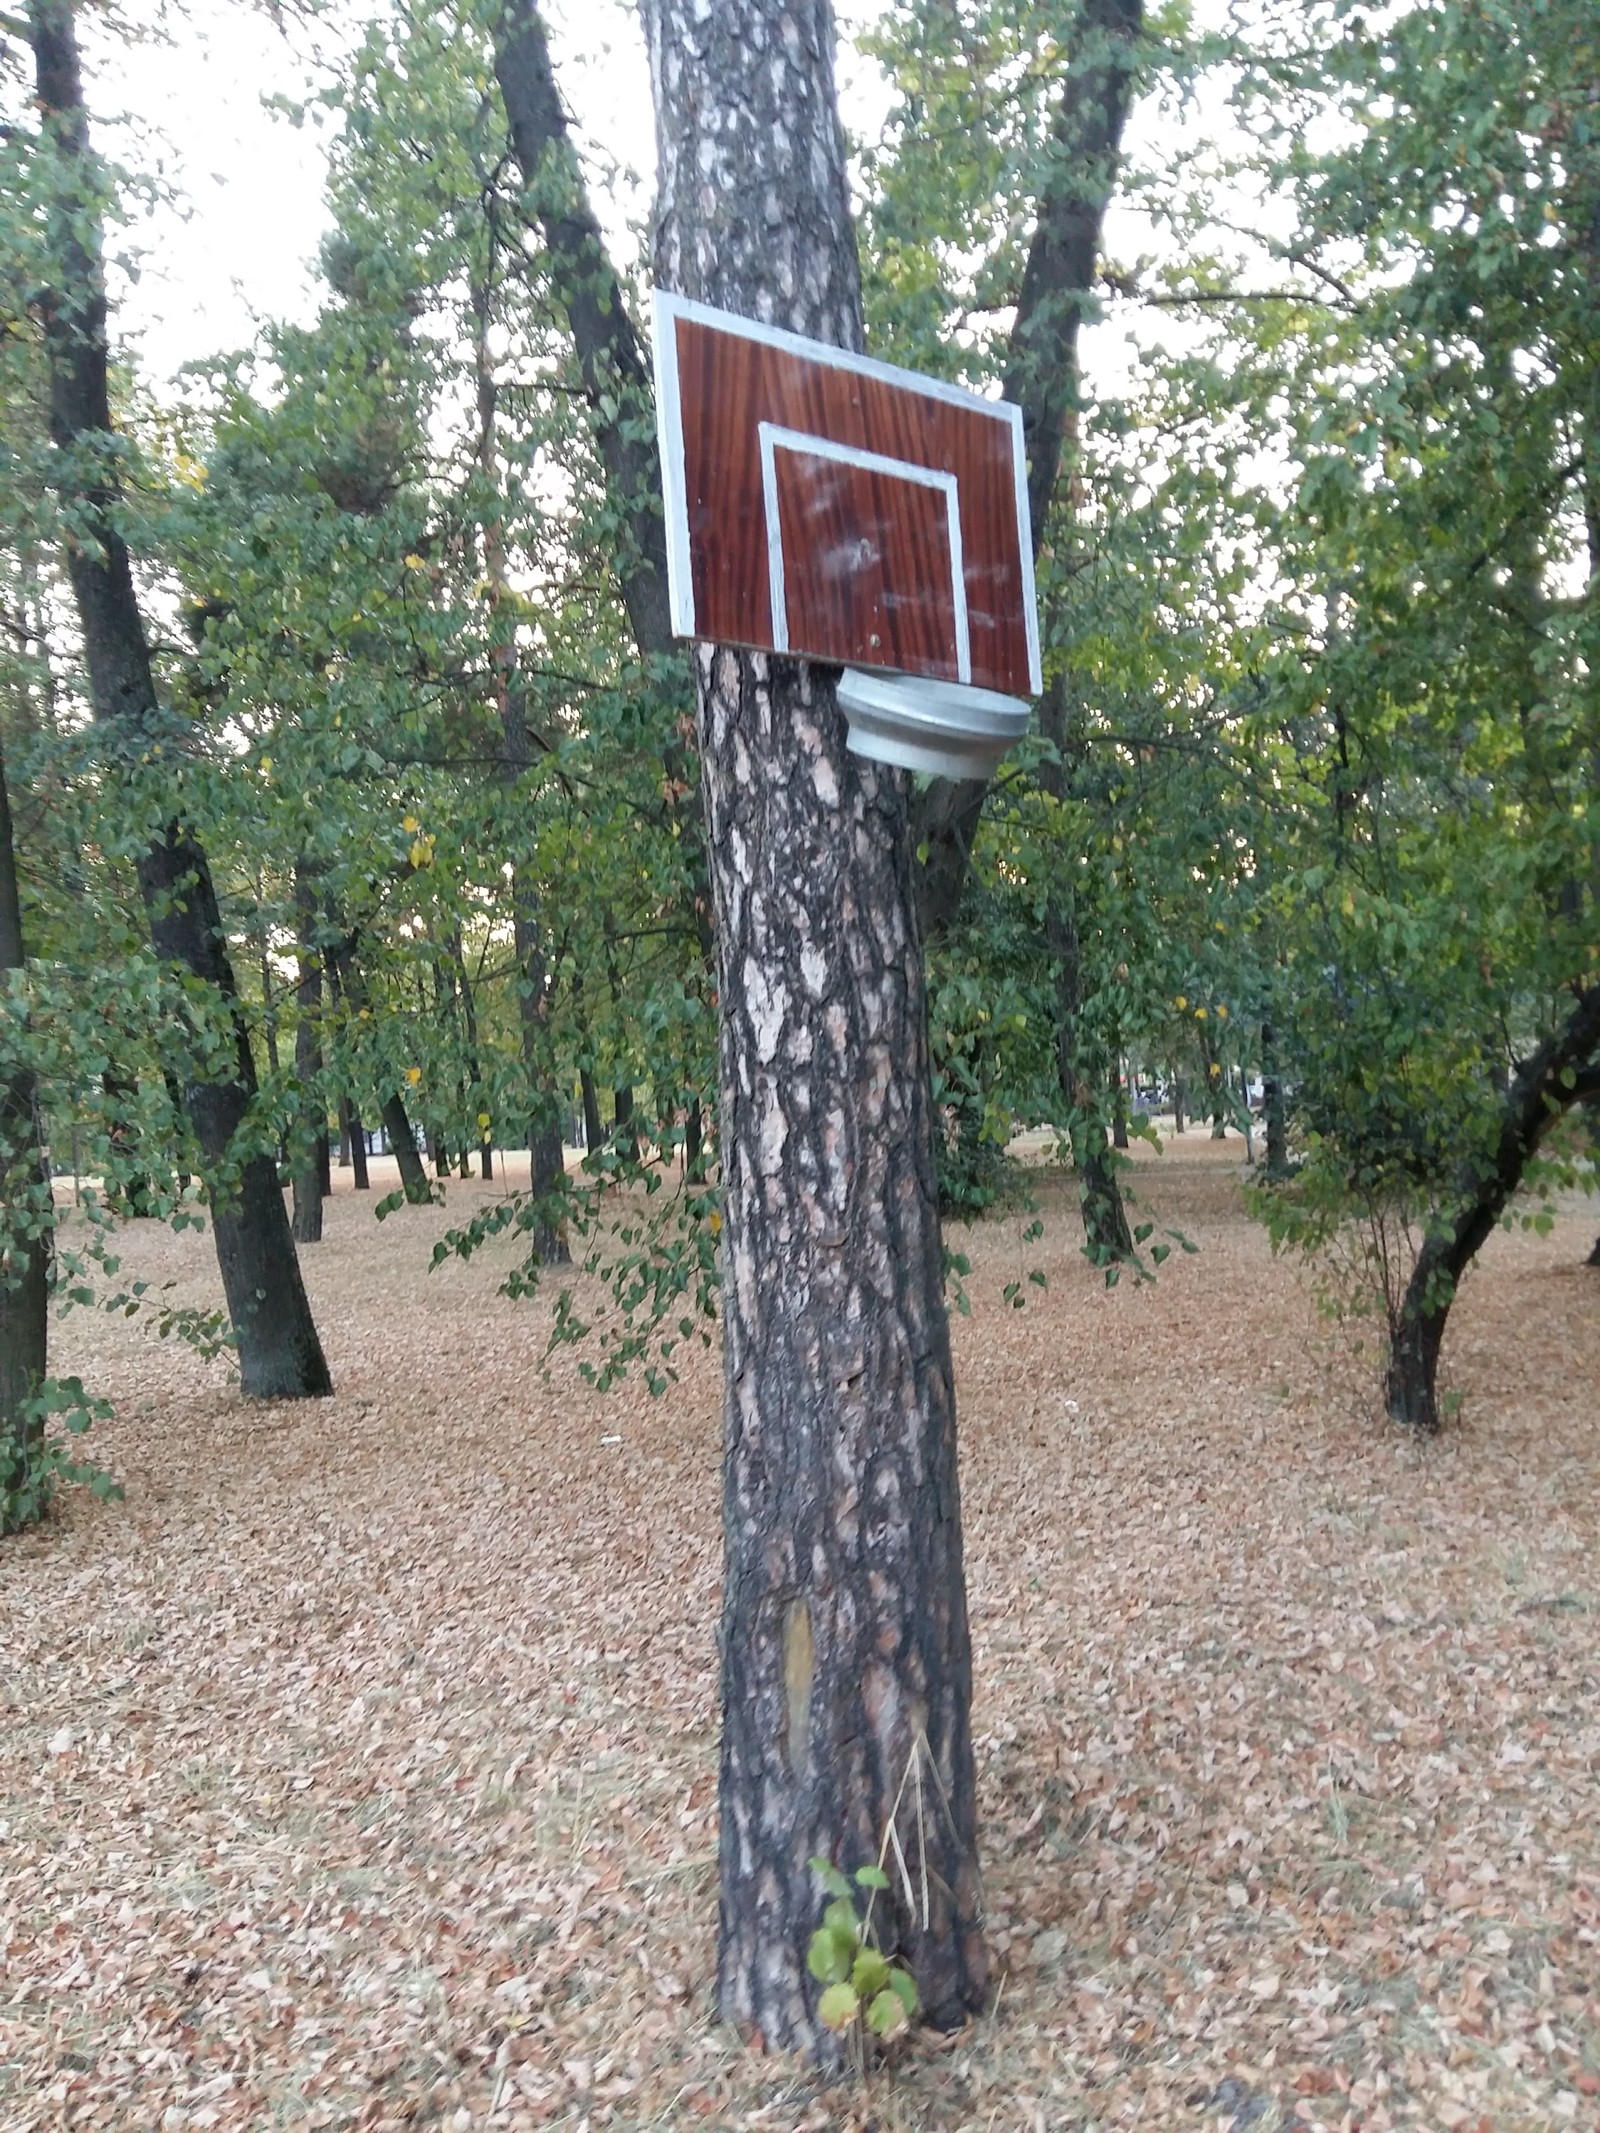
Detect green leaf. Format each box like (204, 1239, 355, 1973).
(817, 1982, 860, 2031)
(868, 1985, 910, 2037)
(888, 1966, 919, 2017)
(854, 1864, 889, 1891)
(852, 1948, 891, 1999)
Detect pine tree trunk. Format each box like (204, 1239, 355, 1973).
(0, 739, 51, 1528)
(645, 0, 986, 2057)
(29, 0, 329, 1400)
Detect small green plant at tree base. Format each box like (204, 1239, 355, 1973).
(806, 1857, 919, 2066)
(1, 1378, 123, 1536)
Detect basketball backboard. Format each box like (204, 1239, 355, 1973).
(651, 291, 1043, 703)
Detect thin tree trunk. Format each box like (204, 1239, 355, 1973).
(646, 0, 986, 2057)
(1111, 1065, 1130, 1149)
(1262, 1021, 1289, 1180)
(343, 1098, 370, 1191)
(1172, 1071, 1185, 1136)
(379, 1093, 430, 1202)
(1385, 996, 1600, 1429)
(0, 739, 51, 1529)
(580, 1066, 604, 1156)
(912, 0, 1146, 940)
(29, 0, 329, 1399)
(291, 866, 324, 1246)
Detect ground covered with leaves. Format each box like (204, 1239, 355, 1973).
(4, 1137, 1597, 2131)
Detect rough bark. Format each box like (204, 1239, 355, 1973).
(644, 0, 985, 2057)
(1385, 992, 1600, 1430)
(29, 0, 330, 1400)
(378, 1093, 430, 1202)
(0, 738, 51, 1527)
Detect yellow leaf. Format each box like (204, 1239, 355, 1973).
(403, 554, 427, 571)
(1216, 1003, 1228, 1020)
(410, 836, 435, 868)
(477, 1111, 491, 1131)
(405, 1066, 422, 1087)
(402, 814, 420, 834)
(709, 1211, 722, 1236)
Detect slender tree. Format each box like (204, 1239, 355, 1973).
(27, 0, 330, 1398)
(0, 737, 50, 1528)
(642, 0, 987, 2056)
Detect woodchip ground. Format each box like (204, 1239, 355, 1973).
(3, 1135, 1597, 2131)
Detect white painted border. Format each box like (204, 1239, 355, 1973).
(649, 287, 1043, 696)
(757, 423, 971, 687)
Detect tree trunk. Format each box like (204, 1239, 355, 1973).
(29, 0, 329, 1400)
(910, 0, 1146, 939)
(1037, 701, 1131, 1264)
(646, 0, 986, 2057)
(1384, 992, 1600, 1430)
(291, 866, 325, 1246)
(379, 1093, 431, 1203)
(1261, 1021, 1289, 1180)
(339, 1093, 371, 1190)
(1111, 1066, 1129, 1150)
(580, 1066, 604, 1156)
(0, 739, 52, 1528)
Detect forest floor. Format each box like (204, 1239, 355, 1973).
(3, 1135, 1598, 2133)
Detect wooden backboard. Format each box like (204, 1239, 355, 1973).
(652, 291, 1042, 699)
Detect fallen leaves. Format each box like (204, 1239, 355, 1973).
(2, 1135, 1596, 2130)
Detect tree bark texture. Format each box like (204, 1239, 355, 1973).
(30, 0, 330, 1399)
(644, 0, 986, 2056)
(1385, 992, 1600, 1430)
(0, 739, 51, 1527)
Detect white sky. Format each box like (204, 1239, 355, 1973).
(92, 0, 1239, 399)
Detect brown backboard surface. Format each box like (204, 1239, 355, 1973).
(652, 292, 1041, 698)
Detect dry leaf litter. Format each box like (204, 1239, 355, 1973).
(3, 1134, 1597, 2132)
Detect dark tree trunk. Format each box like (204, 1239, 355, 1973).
(646, 0, 986, 2058)
(1038, 710, 1132, 1265)
(291, 866, 325, 1246)
(378, 1093, 430, 1203)
(612, 1081, 639, 1163)
(580, 1066, 604, 1156)
(1172, 1073, 1185, 1136)
(1261, 1021, 1289, 1180)
(101, 1069, 154, 1215)
(499, 697, 569, 1264)
(910, 0, 1146, 940)
(29, 0, 329, 1399)
(339, 1093, 370, 1190)
(1111, 1066, 1130, 1150)
(685, 1093, 705, 1180)
(1384, 993, 1600, 1430)
(1587, 1234, 1600, 1267)
(0, 739, 51, 1528)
